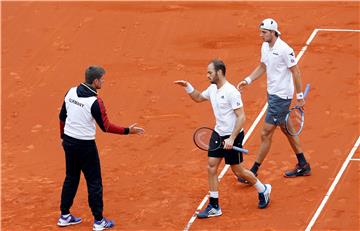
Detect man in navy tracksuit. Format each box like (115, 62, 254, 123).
(57, 66, 144, 231)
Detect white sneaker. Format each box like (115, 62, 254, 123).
(258, 184, 272, 209)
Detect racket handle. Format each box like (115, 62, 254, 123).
(233, 146, 249, 154)
(303, 84, 310, 98)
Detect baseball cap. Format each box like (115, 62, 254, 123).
(260, 18, 281, 35)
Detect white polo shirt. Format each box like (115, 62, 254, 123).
(261, 37, 297, 99)
(201, 81, 243, 136)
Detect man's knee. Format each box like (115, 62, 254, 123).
(261, 127, 274, 140)
(207, 163, 218, 175)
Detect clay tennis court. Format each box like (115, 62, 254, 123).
(2, 1, 359, 230)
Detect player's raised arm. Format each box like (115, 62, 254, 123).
(174, 80, 207, 103)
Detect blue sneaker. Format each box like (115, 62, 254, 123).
(93, 217, 115, 231)
(284, 163, 311, 177)
(258, 184, 272, 209)
(57, 214, 82, 227)
(197, 204, 222, 219)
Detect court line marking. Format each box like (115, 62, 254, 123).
(303, 28, 360, 231)
(305, 136, 360, 231)
(350, 158, 360, 161)
(183, 27, 318, 231)
(0, 3, 2, 231)
(184, 28, 360, 231)
(317, 28, 360, 32)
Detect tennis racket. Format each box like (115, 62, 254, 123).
(193, 127, 249, 153)
(285, 84, 310, 136)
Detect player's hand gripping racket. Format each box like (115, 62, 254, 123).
(285, 84, 310, 136)
(193, 127, 249, 153)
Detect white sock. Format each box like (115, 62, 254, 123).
(254, 180, 266, 193)
(62, 214, 70, 218)
(209, 191, 219, 198)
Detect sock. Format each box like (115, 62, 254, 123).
(250, 162, 261, 174)
(95, 216, 103, 222)
(254, 180, 266, 193)
(296, 153, 307, 166)
(62, 214, 70, 218)
(209, 191, 219, 208)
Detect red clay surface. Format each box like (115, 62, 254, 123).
(312, 157, 359, 231)
(2, 1, 359, 231)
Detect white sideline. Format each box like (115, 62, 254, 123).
(305, 136, 360, 231)
(183, 28, 318, 231)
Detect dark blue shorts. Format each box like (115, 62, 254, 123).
(265, 94, 292, 125)
(208, 131, 244, 165)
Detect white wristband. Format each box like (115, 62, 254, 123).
(185, 83, 195, 94)
(296, 92, 304, 100)
(244, 77, 252, 85)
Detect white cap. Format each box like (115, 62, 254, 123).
(260, 18, 281, 35)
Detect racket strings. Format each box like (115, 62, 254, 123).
(287, 109, 303, 134)
(193, 128, 222, 151)
(195, 130, 211, 150)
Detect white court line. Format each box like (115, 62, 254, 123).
(350, 158, 360, 161)
(183, 28, 317, 231)
(317, 28, 360, 32)
(305, 136, 360, 231)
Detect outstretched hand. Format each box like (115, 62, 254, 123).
(236, 80, 248, 91)
(129, 123, 144, 135)
(173, 80, 189, 87)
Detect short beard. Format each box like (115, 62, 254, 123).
(210, 74, 219, 84)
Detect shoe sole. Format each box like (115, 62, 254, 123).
(57, 220, 82, 227)
(93, 226, 114, 231)
(283, 172, 311, 178)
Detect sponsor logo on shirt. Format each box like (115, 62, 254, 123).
(69, 98, 84, 107)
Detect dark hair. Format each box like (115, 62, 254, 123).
(209, 59, 226, 76)
(85, 66, 105, 84)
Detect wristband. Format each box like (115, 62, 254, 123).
(296, 92, 304, 100)
(244, 77, 252, 85)
(185, 83, 195, 94)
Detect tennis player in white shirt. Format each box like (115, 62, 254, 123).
(237, 19, 311, 183)
(175, 59, 271, 219)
